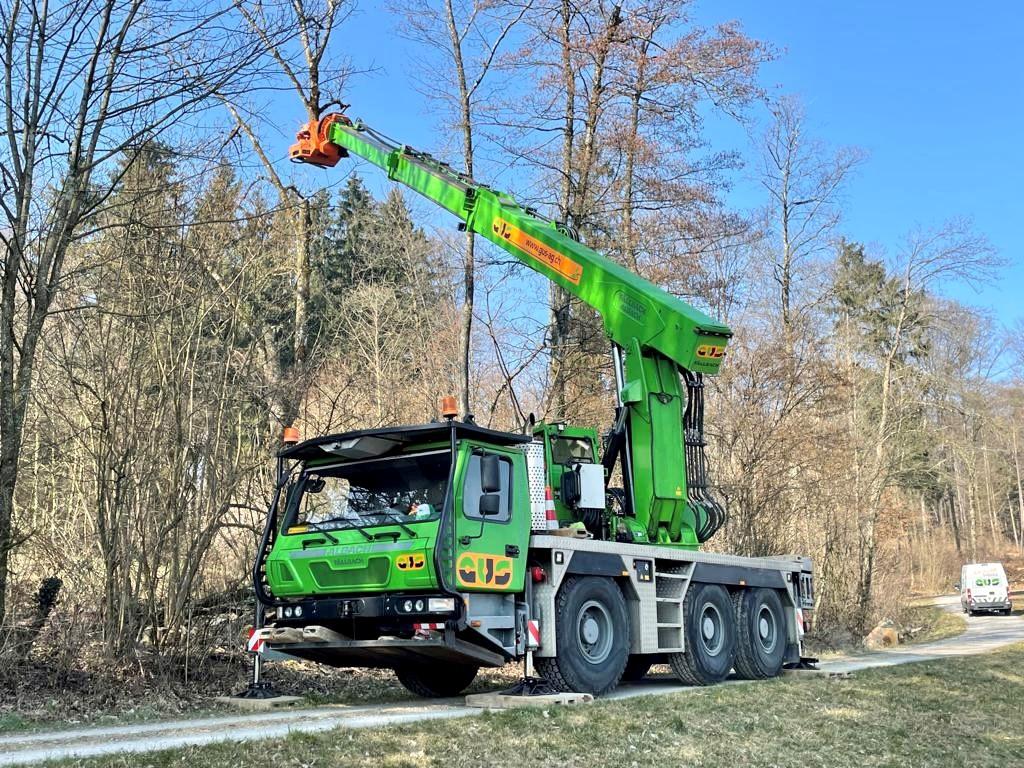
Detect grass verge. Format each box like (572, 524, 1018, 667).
(46, 643, 1024, 768)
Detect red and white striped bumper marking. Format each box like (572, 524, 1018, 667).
(527, 619, 541, 649)
(413, 623, 445, 631)
(246, 628, 265, 653)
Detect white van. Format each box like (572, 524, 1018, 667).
(958, 562, 1012, 615)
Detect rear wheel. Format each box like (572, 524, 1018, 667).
(732, 588, 787, 679)
(669, 583, 736, 686)
(394, 664, 478, 698)
(534, 576, 630, 695)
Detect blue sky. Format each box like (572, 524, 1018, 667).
(284, 0, 1024, 328)
(694, 1, 1024, 327)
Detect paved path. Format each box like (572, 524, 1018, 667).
(2, 596, 1020, 766)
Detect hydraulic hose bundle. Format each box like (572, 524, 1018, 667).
(683, 371, 727, 542)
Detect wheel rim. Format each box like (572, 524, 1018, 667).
(576, 599, 614, 664)
(756, 604, 777, 653)
(699, 602, 724, 657)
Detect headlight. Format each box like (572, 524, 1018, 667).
(283, 606, 294, 618)
(293, 605, 303, 618)
(415, 599, 425, 612)
(428, 597, 456, 613)
(403, 599, 413, 612)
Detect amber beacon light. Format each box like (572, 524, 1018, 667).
(440, 396, 458, 420)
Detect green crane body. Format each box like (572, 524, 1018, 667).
(290, 113, 732, 548)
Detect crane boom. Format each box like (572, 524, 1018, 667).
(290, 113, 731, 547)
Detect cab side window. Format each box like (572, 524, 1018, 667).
(550, 436, 593, 464)
(464, 453, 512, 522)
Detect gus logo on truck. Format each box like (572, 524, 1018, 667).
(456, 553, 513, 588)
(696, 344, 725, 360)
(396, 553, 425, 571)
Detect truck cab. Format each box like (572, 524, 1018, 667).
(255, 421, 543, 691)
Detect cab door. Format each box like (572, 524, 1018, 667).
(453, 443, 529, 593)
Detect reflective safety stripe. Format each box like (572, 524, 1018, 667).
(247, 628, 266, 653)
(527, 620, 541, 649)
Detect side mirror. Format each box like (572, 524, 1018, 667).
(480, 454, 502, 494)
(306, 476, 326, 494)
(479, 493, 501, 516)
(953, 582, 961, 593)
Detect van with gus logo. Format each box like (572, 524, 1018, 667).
(958, 562, 1012, 615)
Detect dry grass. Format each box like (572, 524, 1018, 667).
(900, 605, 968, 645)
(46, 643, 1024, 768)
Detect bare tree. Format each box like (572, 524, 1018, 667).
(396, 0, 531, 416)
(225, 0, 357, 431)
(841, 223, 997, 621)
(760, 96, 863, 333)
(0, 0, 264, 627)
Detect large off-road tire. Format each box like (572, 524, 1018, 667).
(534, 576, 630, 695)
(669, 583, 736, 686)
(732, 588, 787, 679)
(394, 664, 478, 698)
(620, 655, 653, 682)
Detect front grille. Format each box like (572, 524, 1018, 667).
(309, 556, 390, 589)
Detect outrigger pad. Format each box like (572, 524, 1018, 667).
(465, 687, 593, 709)
(498, 676, 560, 696)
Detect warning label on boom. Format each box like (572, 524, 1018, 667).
(492, 217, 583, 285)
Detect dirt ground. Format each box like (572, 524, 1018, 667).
(0, 647, 522, 732)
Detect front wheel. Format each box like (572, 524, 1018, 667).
(534, 576, 630, 695)
(394, 664, 478, 698)
(669, 583, 736, 686)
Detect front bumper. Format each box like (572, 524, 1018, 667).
(262, 634, 505, 669)
(272, 592, 461, 626)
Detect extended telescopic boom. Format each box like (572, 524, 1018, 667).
(290, 113, 731, 547)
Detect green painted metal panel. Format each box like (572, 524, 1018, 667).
(265, 523, 441, 597)
(451, 441, 529, 592)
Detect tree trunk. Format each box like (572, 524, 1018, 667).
(1014, 426, 1024, 555)
(548, 0, 577, 420)
(443, 0, 476, 418)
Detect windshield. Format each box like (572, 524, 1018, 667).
(284, 450, 450, 533)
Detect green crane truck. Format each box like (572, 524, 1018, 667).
(248, 113, 815, 698)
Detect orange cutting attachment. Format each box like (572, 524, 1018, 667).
(288, 113, 350, 167)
